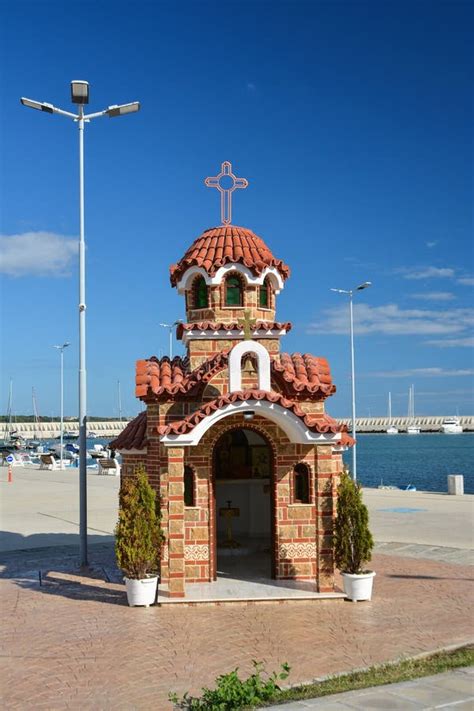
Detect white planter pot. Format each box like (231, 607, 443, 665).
(342, 571, 376, 602)
(124, 576, 158, 607)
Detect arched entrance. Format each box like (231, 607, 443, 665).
(212, 427, 275, 581)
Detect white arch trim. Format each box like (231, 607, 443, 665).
(176, 263, 284, 294)
(160, 399, 341, 447)
(229, 340, 271, 392)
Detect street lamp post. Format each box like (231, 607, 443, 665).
(22, 82, 140, 566)
(159, 321, 183, 359)
(330, 282, 372, 483)
(53, 343, 70, 470)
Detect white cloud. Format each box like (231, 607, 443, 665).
(458, 277, 474, 286)
(425, 241, 438, 248)
(402, 266, 455, 280)
(309, 303, 474, 336)
(425, 337, 474, 348)
(0, 232, 78, 277)
(410, 291, 455, 302)
(370, 367, 474, 378)
(246, 82, 257, 92)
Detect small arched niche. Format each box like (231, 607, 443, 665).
(293, 463, 311, 504)
(229, 340, 271, 392)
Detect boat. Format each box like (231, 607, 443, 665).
(89, 444, 108, 459)
(63, 429, 79, 440)
(441, 417, 463, 434)
(26, 387, 41, 448)
(49, 442, 78, 460)
(386, 392, 398, 434)
(399, 484, 417, 491)
(0, 380, 22, 451)
(407, 385, 420, 435)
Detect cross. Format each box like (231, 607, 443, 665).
(204, 161, 248, 225)
(238, 310, 257, 340)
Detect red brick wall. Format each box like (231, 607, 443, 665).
(150, 413, 339, 593)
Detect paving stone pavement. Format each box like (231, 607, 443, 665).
(265, 667, 474, 709)
(1, 545, 473, 710)
(374, 541, 474, 566)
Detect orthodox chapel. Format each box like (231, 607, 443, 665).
(112, 162, 352, 598)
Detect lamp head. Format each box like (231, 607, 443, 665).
(106, 102, 140, 117)
(20, 98, 54, 113)
(71, 80, 89, 105)
(356, 281, 372, 291)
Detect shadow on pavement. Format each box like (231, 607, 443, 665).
(0, 533, 128, 606)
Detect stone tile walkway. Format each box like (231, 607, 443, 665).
(1, 545, 473, 709)
(265, 667, 474, 709)
(374, 541, 474, 566)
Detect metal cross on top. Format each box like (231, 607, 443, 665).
(204, 161, 248, 225)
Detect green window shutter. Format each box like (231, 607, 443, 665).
(195, 277, 208, 308)
(226, 276, 242, 306)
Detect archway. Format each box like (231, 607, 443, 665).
(212, 427, 275, 581)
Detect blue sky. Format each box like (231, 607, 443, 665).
(1, 0, 472, 419)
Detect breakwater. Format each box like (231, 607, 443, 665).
(0, 420, 128, 439)
(1, 415, 472, 439)
(339, 416, 473, 433)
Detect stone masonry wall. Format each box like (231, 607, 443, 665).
(188, 338, 281, 370)
(186, 283, 277, 325)
(154, 412, 340, 593)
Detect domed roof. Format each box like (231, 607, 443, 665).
(170, 226, 290, 286)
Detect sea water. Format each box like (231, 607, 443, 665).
(39, 434, 473, 494)
(343, 433, 474, 494)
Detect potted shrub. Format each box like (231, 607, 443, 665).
(115, 465, 164, 607)
(334, 469, 375, 601)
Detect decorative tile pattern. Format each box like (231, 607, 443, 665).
(279, 542, 317, 559)
(184, 544, 209, 561)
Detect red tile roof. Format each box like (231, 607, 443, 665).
(157, 390, 347, 437)
(273, 353, 336, 397)
(136, 350, 335, 401)
(135, 353, 227, 399)
(110, 411, 147, 451)
(170, 226, 290, 285)
(177, 321, 292, 338)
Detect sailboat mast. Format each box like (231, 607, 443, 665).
(6, 380, 13, 440)
(117, 380, 123, 423)
(32, 387, 39, 440)
(388, 392, 392, 424)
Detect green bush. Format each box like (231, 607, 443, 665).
(169, 661, 290, 710)
(334, 469, 374, 574)
(115, 465, 164, 579)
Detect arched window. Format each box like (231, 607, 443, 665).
(184, 466, 195, 507)
(193, 276, 208, 309)
(259, 277, 271, 308)
(225, 274, 243, 306)
(294, 463, 310, 504)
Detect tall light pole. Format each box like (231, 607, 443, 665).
(22, 82, 140, 566)
(53, 343, 70, 470)
(330, 281, 372, 483)
(159, 320, 183, 359)
(117, 380, 123, 423)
